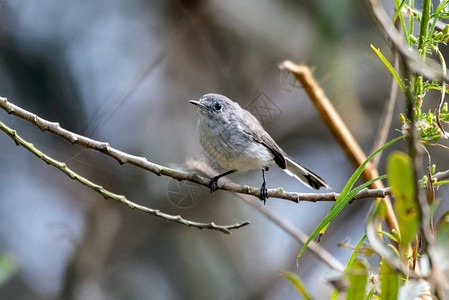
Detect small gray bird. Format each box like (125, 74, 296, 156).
(190, 93, 330, 203)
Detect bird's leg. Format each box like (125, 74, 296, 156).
(209, 170, 235, 193)
(260, 167, 269, 204)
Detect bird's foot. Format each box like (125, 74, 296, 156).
(209, 176, 219, 193)
(260, 181, 268, 204)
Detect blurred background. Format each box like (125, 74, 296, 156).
(0, 0, 448, 299)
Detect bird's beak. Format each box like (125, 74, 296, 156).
(189, 100, 206, 109)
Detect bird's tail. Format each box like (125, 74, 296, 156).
(284, 156, 330, 190)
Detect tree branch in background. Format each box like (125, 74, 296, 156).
(0, 120, 249, 234)
(279, 61, 400, 234)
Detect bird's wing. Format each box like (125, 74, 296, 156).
(241, 111, 286, 169)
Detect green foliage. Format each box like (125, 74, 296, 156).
(377, 0, 449, 141)
(285, 1, 449, 298)
(297, 176, 384, 260)
(387, 152, 419, 251)
(332, 235, 367, 299)
(370, 45, 406, 94)
(346, 259, 369, 300)
(296, 136, 403, 260)
(280, 271, 314, 300)
(393, 0, 411, 45)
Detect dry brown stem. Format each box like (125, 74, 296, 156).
(279, 60, 400, 234)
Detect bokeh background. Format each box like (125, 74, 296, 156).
(1, 0, 448, 299)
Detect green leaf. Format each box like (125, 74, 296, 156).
(392, 0, 407, 24)
(330, 289, 339, 300)
(298, 176, 385, 260)
(367, 286, 377, 299)
(332, 235, 366, 299)
(371, 45, 406, 94)
(280, 271, 314, 300)
(366, 202, 404, 273)
(297, 136, 404, 260)
(347, 235, 367, 268)
(387, 152, 419, 251)
(436, 0, 449, 15)
(380, 259, 401, 300)
(346, 259, 368, 300)
(378, 230, 399, 243)
(393, 0, 411, 46)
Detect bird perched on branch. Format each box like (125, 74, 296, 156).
(190, 93, 330, 203)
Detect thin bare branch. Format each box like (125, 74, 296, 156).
(2, 97, 449, 207)
(0, 96, 387, 203)
(0, 120, 249, 234)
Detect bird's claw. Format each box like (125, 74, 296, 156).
(260, 182, 268, 204)
(209, 176, 219, 193)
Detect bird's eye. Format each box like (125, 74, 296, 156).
(214, 103, 222, 111)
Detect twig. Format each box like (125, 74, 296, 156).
(2, 97, 449, 204)
(187, 159, 346, 272)
(279, 61, 400, 234)
(0, 121, 249, 234)
(422, 140, 449, 152)
(432, 169, 449, 182)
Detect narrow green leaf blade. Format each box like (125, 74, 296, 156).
(280, 271, 314, 300)
(347, 235, 367, 268)
(332, 235, 367, 299)
(436, 0, 449, 14)
(297, 176, 385, 259)
(370, 45, 406, 94)
(297, 136, 404, 260)
(331, 289, 339, 300)
(392, 0, 407, 24)
(393, 0, 410, 45)
(387, 151, 419, 250)
(336, 136, 404, 207)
